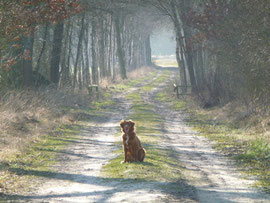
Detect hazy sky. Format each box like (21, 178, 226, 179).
(151, 28, 176, 56)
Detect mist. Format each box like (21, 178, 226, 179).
(151, 28, 176, 57)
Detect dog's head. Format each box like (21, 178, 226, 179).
(120, 120, 135, 134)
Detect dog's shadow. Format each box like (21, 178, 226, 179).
(128, 161, 155, 166)
(141, 161, 155, 166)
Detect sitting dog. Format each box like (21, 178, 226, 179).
(120, 120, 146, 164)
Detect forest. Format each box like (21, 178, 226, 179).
(0, 0, 270, 202)
(0, 0, 269, 111)
(1, 0, 269, 104)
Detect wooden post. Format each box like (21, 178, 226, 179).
(87, 85, 99, 99)
(174, 84, 193, 98)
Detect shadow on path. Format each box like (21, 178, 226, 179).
(2, 167, 265, 202)
(2, 167, 197, 202)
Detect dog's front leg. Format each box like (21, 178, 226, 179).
(121, 145, 128, 164)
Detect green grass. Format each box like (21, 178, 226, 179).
(155, 92, 168, 103)
(129, 102, 163, 142)
(92, 99, 117, 110)
(127, 70, 158, 87)
(141, 70, 171, 93)
(242, 140, 270, 161)
(110, 69, 158, 93)
(236, 140, 270, 191)
(153, 59, 178, 67)
(102, 145, 183, 182)
(155, 85, 186, 112)
(126, 92, 142, 103)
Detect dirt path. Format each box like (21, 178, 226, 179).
(7, 67, 270, 202)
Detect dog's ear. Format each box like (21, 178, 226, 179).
(129, 120, 135, 127)
(120, 120, 126, 128)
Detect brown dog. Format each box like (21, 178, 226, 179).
(120, 120, 146, 164)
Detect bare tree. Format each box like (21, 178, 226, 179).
(50, 22, 64, 85)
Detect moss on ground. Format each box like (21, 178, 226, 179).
(127, 70, 158, 87)
(141, 70, 171, 93)
(92, 100, 117, 110)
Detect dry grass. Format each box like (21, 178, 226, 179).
(186, 95, 270, 139)
(128, 66, 154, 78)
(99, 66, 154, 89)
(0, 87, 90, 161)
(152, 55, 178, 67)
(98, 66, 154, 89)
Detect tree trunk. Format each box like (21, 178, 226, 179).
(145, 34, 152, 66)
(112, 25, 116, 81)
(84, 24, 91, 86)
(185, 43, 197, 91)
(73, 14, 85, 88)
(78, 56, 82, 90)
(50, 22, 64, 85)
(198, 46, 206, 86)
(178, 0, 197, 92)
(36, 24, 48, 72)
(170, 1, 188, 91)
(22, 33, 34, 88)
(107, 15, 113, 77)
(169, 1, 197, 92)
(127, 38, 133, 67)
(91, 19, 98, 84)
(114, 13, 127, 79)
(211, 55, 222, 105)
(60, 21, 72, 88)
(65, 22, 73, 88)
(131, 36, 138, 69)
(98, 17, 106, 78)
(176, 38, 187, 92)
